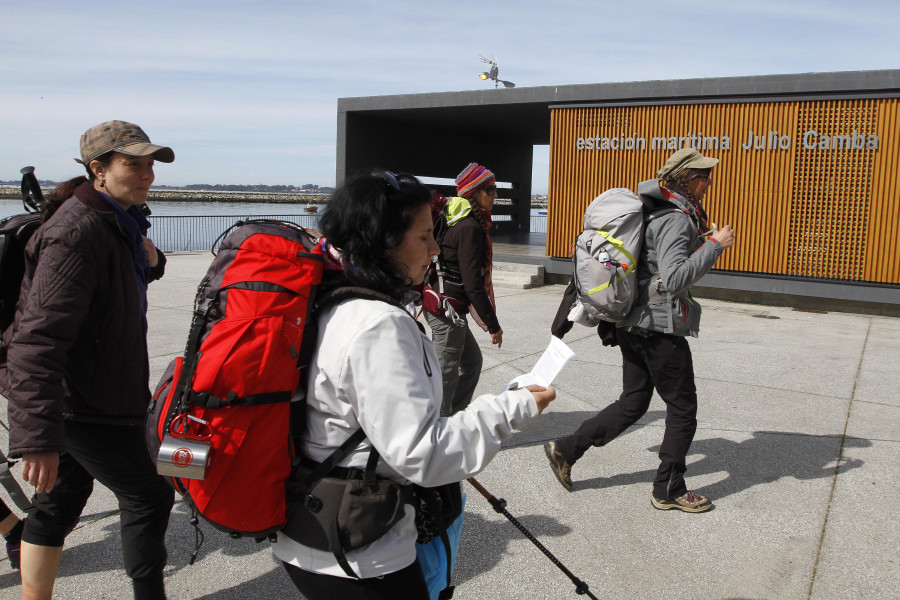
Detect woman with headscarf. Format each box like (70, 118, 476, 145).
(545, 148, 735, 512)
(424, 163, 502, 416)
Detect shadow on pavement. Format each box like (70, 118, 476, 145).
(576, 431, 870, 501)
(454, 511, 575, 588)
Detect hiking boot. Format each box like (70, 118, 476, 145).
(651, 491, 712, 513)
(3, 519, 22, 570)
(6, 539, 20, 569)
(544, 441, 573, 492)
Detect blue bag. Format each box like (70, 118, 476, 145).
(416, 493, 466, 600)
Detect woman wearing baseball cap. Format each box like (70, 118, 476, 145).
(1, 121, 175, 599)
(424, 162, 502, 416)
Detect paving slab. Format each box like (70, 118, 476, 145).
(0, 252, 897, 599)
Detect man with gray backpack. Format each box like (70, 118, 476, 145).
(545, 148, 735, 512)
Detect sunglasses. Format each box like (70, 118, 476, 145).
(689, 171, 712, 184)
(482, 184, 497, 195)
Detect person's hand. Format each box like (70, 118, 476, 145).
(21, 451, 60, 494)
(491, 330, 503, 348)
(143, 236, 160, 267)
(711, 224, 735, 249)
(525, 385, 556, 414)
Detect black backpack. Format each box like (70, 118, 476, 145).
(0, 167, 45, 337)
(0, 167, 44, 514)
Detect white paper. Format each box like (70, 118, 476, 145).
(503, 336, 575, 391)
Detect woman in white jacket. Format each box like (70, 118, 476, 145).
(273, 171, 555, 599)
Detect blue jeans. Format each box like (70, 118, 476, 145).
(425, 311, 483, 416)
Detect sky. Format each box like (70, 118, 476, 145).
(2, 0, 899, 193)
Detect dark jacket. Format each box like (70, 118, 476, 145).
(620, 179, 723, 336)
(1, 182, 165, 457)
(436, 206, 500, 334)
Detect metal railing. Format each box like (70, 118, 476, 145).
(148, 213, 547, 253)
(481, 214, 549, 234)
(148, 214, 321, 252)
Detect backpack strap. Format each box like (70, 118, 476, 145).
(326, 516, 358, 578)
(296, 282, 409, 492)
(643, 205, 682, 224)
(327, 444, 383, 579)
(298, 430, 377, 579)
(163, 275, 215, 433)
(186, 390, 291, 408)
(300, 428, 368, 498)
(221, 280, 298, 294)
(426, 204, 463, 294)
(290, 281, 413, 467)
(297, 429, 369, 578)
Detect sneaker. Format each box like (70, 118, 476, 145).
(544, 441, 573, 492)
(651, 491, 712, 513)
(6, 539, 20, 570)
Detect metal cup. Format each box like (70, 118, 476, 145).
(157, 435, 212, 480)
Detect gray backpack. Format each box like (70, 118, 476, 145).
(571, 188, 645, 325)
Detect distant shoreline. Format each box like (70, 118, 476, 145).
(0, 187, 329, 204)
(0, 187, 549, 208)
(148, 190, 330, 203)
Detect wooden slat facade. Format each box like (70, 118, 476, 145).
(548, 99, 900, 284)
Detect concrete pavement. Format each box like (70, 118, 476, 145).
(1, 250, 898, 599)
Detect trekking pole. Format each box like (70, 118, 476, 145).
(466, 477, 599, 600)
(0, 447, 35, 514)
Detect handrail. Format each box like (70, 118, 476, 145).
(148, 213, 548, 253)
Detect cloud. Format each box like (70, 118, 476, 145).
(2, 0, 899, 189)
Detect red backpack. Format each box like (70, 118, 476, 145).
(146, 220, 324, 550)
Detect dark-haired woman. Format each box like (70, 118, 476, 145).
(273, 171, 555, 600)
(0, 121, 175, 599)
(425, 162, 502, 416)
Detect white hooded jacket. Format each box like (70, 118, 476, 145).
(272, 296, 539, 578)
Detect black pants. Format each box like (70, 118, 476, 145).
(22, 421, 174, 599)
(283, 559, 430, 600)
(555, 328, 698, 499)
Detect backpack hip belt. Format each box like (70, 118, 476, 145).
(284, 439, 462, 582)
(283, 429, 412, 579)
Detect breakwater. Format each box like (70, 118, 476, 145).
(0, 186, 329, 205)
(148, 190, 330, 204)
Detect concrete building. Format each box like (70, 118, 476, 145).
(336, 69, 900, 313)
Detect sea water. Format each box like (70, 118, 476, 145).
(0, 198, 315, 220)
(1, 198, 546, 252)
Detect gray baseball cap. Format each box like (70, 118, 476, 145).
(76, 120, 174, 165)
